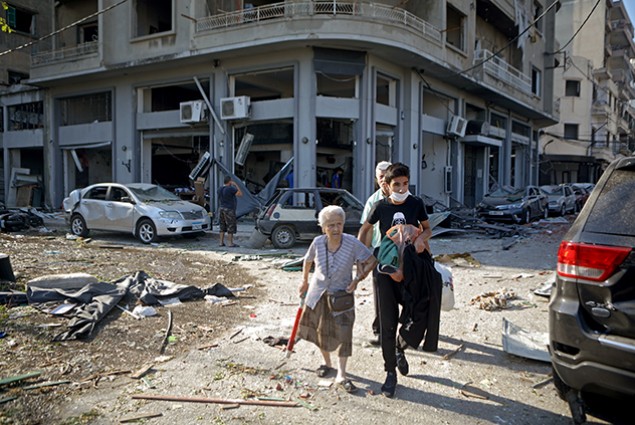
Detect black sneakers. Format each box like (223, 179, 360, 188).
(381, 371, 397, 398)
(396, 347, 409, 376)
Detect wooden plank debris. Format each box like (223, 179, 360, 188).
(132, 394, 299, 407)
(442, 343, 465, 361)
(130, 363, 155, 379)
(159, 310, 174, 354)
(119, 412, 163, 423)
(23, 380, 71, 390)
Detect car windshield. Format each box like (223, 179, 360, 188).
(541, 186, 563, 195)
(488, 186, 523, 197)
(127, 185, 180, 202)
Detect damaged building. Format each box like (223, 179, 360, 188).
(3, 1, 559, 210)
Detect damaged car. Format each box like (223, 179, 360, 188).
(540, 184, 577, 216)
(476, 185, 548, 224)
(63, 183, 211, 243)
(256, 187, 364, 248)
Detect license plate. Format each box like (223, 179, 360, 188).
(192, 223, 203, 230)
(489, 211, 505, 216)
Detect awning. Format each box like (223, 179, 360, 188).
(461, 135, 502, 148)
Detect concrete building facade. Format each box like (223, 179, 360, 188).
(4, 0, 558, 210)
(540, 0, 635, 185)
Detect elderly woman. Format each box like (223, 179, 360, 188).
(297, 205, 376, 393)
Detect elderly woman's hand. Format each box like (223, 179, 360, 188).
(298, 281, 308, 298)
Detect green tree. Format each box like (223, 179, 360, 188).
(1, 2, 13, 33)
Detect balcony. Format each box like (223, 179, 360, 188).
(473, 49, 532, 95)
(31, 41, 98, 66)
(195, 1, 442, 44)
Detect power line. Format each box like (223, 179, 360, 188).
(0, 0, 129, 58)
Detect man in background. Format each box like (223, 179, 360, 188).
(217, 176, 243, 247)
(360, 161, 391, 345)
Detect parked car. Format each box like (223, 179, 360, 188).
(540, 184, 577, 216)
(549, 157, 635, 424)
(476, 185, 548, 224)
(62, 183, 211, 244)
(255, 187, 364, 248)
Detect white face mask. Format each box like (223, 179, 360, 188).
(390, 191, 410, 203)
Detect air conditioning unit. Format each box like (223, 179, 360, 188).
(180, 100, 207, 124)
(220, 96, 251, 120)
(443, 166, 453, 193)
(235, 133, 254, 166)
(466, 120, 491, 136)
(446, 116, 467, 137)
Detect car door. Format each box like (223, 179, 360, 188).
(524, 186, 538, 216)
(78, 185, 109, 229)
(564, 186, 576, 211)
(104, 186, 136, 232)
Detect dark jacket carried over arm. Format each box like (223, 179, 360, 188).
(398, 245, 442, 352)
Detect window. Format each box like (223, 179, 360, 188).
(60, 92, 112, 126)
(376, 74, 396, 106)
(78, 21, 98, 43)
(8, 70, 28, 85)
(564, 124, 579, 140)
(0, 107, 3, 132)
(85, 186, 108, 200)
(135, 0, 172, 37)
(4, 4, 36, 35)
(8, 102, 43, 130)
(531, 67, 541, 97)
(446, 5, 465, 51)
(565, 80, 580, 97)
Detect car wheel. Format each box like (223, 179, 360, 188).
(560, 204, 566, 216)
(271, 225, 296, 249)
(543, 206, 549, 219)
(136, 219, 157, 244)
(70, 214, 89, 237)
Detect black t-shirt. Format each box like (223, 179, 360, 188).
(367, 196, 429, 237)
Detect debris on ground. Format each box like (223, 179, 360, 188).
(501, 318, 550, 362)
(470, 288, 517, 310)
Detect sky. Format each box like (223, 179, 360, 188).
(625, 0, 635, 28)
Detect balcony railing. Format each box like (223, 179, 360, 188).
(196, 1, 442, 44)
(32, 41, 98, 66)
(474, 49, 532, 95)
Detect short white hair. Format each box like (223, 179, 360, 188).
(318, 205, 345, 227)
(376, 161, 391, 174)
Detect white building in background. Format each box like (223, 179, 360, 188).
(540, 0, 635, 185)
(3, 1, 559, 209)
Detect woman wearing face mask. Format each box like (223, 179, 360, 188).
(357, 162, 434, 398)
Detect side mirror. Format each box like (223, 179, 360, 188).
(121, 196, 134, 204)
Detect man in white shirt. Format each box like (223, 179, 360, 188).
(359, 161, 391, 345)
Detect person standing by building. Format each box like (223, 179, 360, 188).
(331, 167, 343, 189)
(360, 161, 391, 345)
(217, 176, 242, 247)
(357, 162, 434, 398)
(297, 205, 376, 393)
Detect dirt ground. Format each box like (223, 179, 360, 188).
(0, 218, 614, 424)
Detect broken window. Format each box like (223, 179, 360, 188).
(564, 123, 579, 140)
(135, 0, 173, 37)
(8, 101, 43, 130)
(233, 68, 294, 100)
(78, 20, 98, 43)
(533, 1, 544, 34)
(59, 92, 112, 126)
(565, 80, 580, 97)
(7, 70, 28, 85)
(4, 3, 36, 35)
(376, 74, 396, 107)
(314, 48, 364, 98)
(446, 5, 465, 51)
(0, 107, 3, 132)
(142, 80, 209, 112)
(531, 67, 541, 97)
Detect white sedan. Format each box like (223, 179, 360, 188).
(62, 183, 211, 243)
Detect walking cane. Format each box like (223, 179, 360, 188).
(285, 297, 304, 358)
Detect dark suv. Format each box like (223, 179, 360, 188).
(549, 157, 635, 424)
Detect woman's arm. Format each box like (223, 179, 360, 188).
(346, 255, 378, 292)
(299, 258, 312, 297)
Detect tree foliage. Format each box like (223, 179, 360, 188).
(1, 2, 13, 34)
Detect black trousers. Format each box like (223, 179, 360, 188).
(376, 271, 404, 372)
(371, 247, 381, 336)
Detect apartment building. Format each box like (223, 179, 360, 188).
(0, 1, 51, 206)
(5, 0, 558, 210)
(540, 0, 635, 185)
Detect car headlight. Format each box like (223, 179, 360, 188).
(159, 211, 182, 219)
(502, 203, 522, 210)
